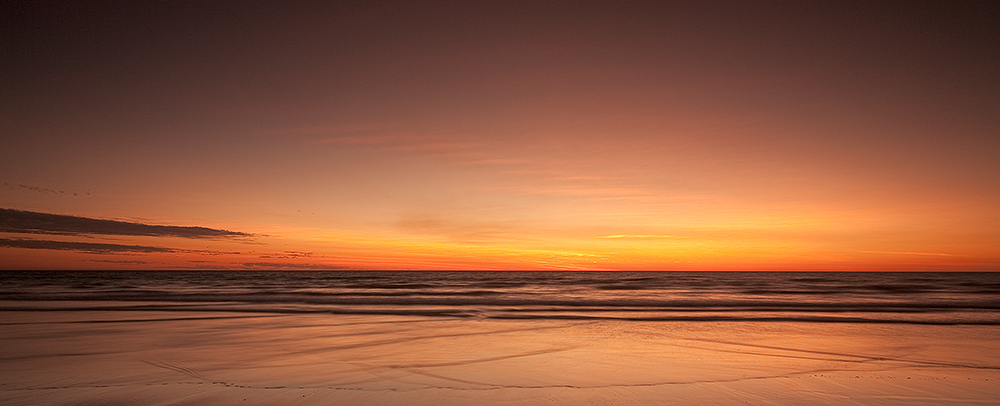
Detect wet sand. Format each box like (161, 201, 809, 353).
(1, 308, 998, 405)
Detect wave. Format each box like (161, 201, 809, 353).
(3, 290, 999, 310)
(2, 303, 998, 326)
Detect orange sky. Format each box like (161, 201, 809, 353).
(2, 1, 998, 270)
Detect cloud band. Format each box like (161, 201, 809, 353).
(0, 209, 250, 239)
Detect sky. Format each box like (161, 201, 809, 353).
(2, 0, 998, 271)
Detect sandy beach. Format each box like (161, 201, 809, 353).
(2, 307, 997, 405)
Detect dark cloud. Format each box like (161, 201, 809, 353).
(0, 208, 252, 239)
(0, 238, 175, 254)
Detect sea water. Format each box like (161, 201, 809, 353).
(2, 271, 999, 325)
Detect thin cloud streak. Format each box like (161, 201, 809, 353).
(596, 234, 678, 239)
(0, 237, 245, 256)
(2, 182, 92, 197)
(857, 250, 964, 257)
(0, 238, 176, 254)
(241, 262, 351, 270)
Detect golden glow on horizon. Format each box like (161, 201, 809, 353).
(2, 209, 995, 271)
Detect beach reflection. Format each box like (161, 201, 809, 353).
(2, 310, 998, 405)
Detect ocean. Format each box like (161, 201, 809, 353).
(2, 271, 999, 405)
(2, 271, 999, 325)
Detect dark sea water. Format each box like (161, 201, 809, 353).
(2, 271, 999, 325)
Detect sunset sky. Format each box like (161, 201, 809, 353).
(2, 1, 998, 271)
